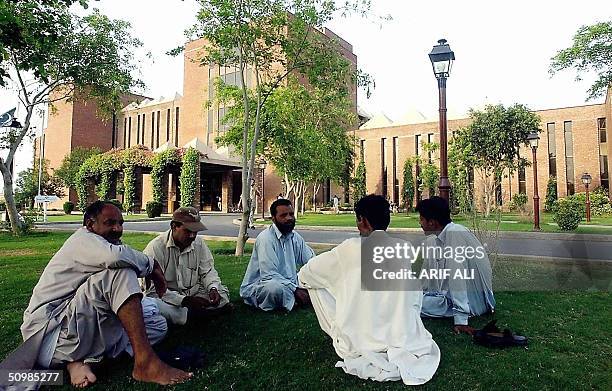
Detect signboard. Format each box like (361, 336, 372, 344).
(35, 195, 59, 203)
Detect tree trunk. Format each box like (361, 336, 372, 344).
(0, 161, 24, 235)
(235, 44, 251, 257)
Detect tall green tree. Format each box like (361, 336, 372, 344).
(0, 3, 144, 235)
(54, 146, 102, 191)
(191, 0, 374, 255)
(352, 160, 366, 203)
(452, 104, 541, 216)
(402, 158, 415, 213)
(550, 21, 612, 100)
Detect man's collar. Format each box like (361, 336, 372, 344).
(436, 222, 455, 243)
(166, 229, 194, 253)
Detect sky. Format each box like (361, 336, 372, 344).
(1, 0, 609, 181)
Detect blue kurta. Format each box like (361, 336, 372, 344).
(240, 224, 315, 311)
(420, 222, 496, 325)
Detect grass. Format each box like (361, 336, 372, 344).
(37, 214, 167, 223)
(0, 232, 610, 390)
(297, 212, 612, 235)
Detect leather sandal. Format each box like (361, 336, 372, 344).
(473, 320, 528, 348)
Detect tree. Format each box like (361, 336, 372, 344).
(54, 146, 102, 191)
(402, 158, 415, 213)
(417, 142, 439, 198)
(0, 3, 144, 235)
(352, 160, 366, 203)
(550, 21, 612, 100)
(191, 0, 374, 255)
(544, 175, 558, 212)
(453, 104, 541, 216)
(14, 160, 64, 209)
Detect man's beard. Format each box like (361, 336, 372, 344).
(275, 220, 295, 235)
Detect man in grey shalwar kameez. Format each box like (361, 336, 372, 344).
(0, 201, 192, 388)
(416, 197, 495, 334)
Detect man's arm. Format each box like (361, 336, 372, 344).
(142, 237, 185, 307)
(197, 241, 221, 293)
(298, 242, 341, 290)
(295, 234, 315, 268)
(77, 228, 153, 277)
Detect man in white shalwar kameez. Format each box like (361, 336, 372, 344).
(298, 195, 440, 385)
(0, 201, 192, 388)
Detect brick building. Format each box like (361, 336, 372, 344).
(37, 30, 357, 213)
(356, 87, 612, 211)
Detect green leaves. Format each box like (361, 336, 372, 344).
(550, 21, 612, 100)
(352, 160, 366, 203)
(179, 148, 200, 208)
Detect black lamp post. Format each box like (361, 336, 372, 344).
(429, 39, 455, 202)
(581, 173, 592, 222)
(527, 131, 541, 231)
(258, 158, 267, 220)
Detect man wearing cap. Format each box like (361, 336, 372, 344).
(240, 199, 315, 311)
(143, 207, 230, 325)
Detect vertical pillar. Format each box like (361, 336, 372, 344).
(221, 170, 233, 212)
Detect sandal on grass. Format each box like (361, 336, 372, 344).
(473, 320, 528, 348)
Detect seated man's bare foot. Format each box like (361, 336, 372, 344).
(132, 357, 193, 385)
(67, 361, 97, 388)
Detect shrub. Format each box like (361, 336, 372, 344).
(553, 197, 583, 231)
(63, 201, 75, 215)
(146, 201, 163, 218)
(567, 191, 612, 217)
(509, 193, 528, 213)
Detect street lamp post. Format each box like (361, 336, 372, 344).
(258, 158, 267, 220)
(527, 131, 541, 231)
(429, 39, 455, 202)
(581, 173, 592, 222)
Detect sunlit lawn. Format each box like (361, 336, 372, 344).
(296, 212, 612, 234)
(0, 231, 610, 390)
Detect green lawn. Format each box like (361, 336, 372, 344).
(0, 232, 610, 390)
(297, 212, 612, 235)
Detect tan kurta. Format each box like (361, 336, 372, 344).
(143, 230, 229, 324)
(1, 227, 162, 376)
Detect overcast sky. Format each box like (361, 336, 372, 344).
(1, 0, 609, 179)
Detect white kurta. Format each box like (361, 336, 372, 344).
(298, 237, 440, 385)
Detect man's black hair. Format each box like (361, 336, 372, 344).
(354, 194, 390, 231)
(83, 200, 117, 225)
(415, 196, 452, 226)
(270, 198, 292, 217)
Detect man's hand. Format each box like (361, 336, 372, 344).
(145, 260, 167, 298)
(208, 288, 221, 307)
(182, 296, 212, 311)
(294, 287, 311, 307)
(453, 325, 476, 335)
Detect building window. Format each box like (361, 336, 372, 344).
(598, 118, 607, 143)
(392, 137, 399, 205)
(518, 154, 526, 194)
(128, 117, 132, 147)
(156, 111, 160, 149)
(381, 138, 387, 199)
(136, 115, 141, 144)
(427, 133, 434, 163)
(600, 156, 609, 192)
(166, 108, 171, 143)
(143, 114, 148, 146)
(564, 121, 575, 195)
(175, 107, 180, 147)
(359, 139, 365, 161)
(123, 118, 127, 149)
(547, 122, 556, 177)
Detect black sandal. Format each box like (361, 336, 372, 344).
(473, 320, 528, 348)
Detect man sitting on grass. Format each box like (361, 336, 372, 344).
(1, 201, 192, 387)
(298, 195, 440, 385)
(416, 196, 496, 335)
(143, 207, 231, 325)
(240, 199, 315, 311)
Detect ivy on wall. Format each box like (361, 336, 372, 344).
(179, 147, 199, 208)
(76, 146, 154, 212)
(151, 148, 182, 203)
